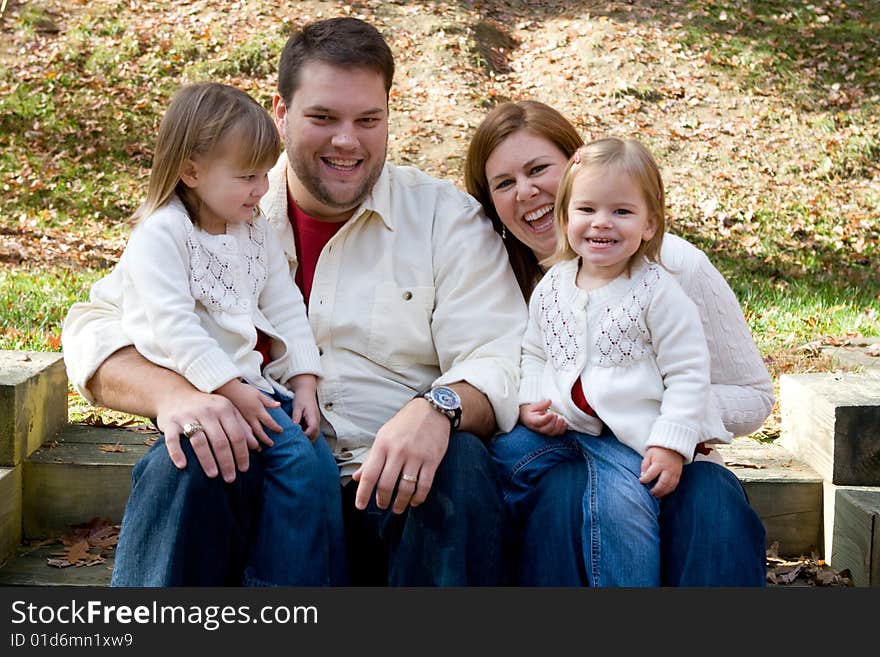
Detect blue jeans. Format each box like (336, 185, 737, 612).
(490, 424, 766, 587)
(342, 431, 507, 586)
(110, 394, 347, 586)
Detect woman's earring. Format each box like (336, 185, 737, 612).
(501, 225, 507, 240)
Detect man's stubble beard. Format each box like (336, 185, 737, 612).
(285, 133, 387, 214)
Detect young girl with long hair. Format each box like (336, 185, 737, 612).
(82, 82, 345, 585)
(509, 137, 731, 586)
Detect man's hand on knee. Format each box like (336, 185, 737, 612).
(352, 399, 450, 514)
(157, 390, 257, 483)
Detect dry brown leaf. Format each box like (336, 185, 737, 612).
(725, 460, 764, 469)
(98, 442, 126, 453)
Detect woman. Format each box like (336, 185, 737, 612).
(465, 100, 773, 586)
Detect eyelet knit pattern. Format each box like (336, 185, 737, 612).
(538, 267, 582, 372)
(187, 220, 268, 313)
(595, 265, 659, 367)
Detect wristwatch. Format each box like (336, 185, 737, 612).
(414, 385, 462, 431)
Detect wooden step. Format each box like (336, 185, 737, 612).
(0, 541, 114, 587)
(22, 423, 151, 540)
(712, 438, 823, 558)
(0, 434, 824, 587)
(0, 465, 22, 563)
(0, 350, 67, 466)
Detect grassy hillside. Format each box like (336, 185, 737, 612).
(1, 0, 878, 435)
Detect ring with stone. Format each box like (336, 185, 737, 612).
(182, 421, 204, 439)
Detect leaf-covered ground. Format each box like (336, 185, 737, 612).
(1, 0, 878, 434)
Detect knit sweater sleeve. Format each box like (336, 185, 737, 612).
(662, 235, 774, 436)
(644, 273, 710, 463)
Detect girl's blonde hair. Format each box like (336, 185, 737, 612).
(545, 137, 665, 273)
(133, 82, 281, 224)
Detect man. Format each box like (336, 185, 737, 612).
(62, 17, 526, 585)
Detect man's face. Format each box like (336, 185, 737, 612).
(274, 60, 388, 222)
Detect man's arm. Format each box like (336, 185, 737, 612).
(89, 346, 264, 482)
(353, 188, 527, 515)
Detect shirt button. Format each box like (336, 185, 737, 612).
(324, 402, 334, 411)
(402, 291, 413, 300)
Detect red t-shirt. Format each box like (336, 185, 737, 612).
(288, 190, 346, 307)
(254, 192, 344, 367)
(571, 378, 597, 417)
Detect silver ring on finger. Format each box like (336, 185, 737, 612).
(182, 421, 204, 439)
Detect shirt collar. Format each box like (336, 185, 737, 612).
(264, 153, 395, 233)
(348, 162, 395, 232)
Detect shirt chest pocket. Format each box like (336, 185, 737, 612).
(367, 283, 436, 369)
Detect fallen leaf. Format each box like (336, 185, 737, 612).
(725, 460, 764, 469)
(99, 443, 126, 453)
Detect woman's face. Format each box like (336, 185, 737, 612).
(484, 129, 570, 261)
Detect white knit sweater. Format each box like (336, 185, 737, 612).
(114, 196, 321, 396)
(520, 258, 732, 463)
(659, 234, 774, 437)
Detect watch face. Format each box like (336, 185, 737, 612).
(430, 386, 460, 410)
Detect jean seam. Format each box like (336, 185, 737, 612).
(582, 448, 601, 587)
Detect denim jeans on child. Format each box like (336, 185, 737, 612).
(110, 392, 347, 586)
(490, 423, 766, 587)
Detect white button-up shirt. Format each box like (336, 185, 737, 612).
(63, 153, 528, 478)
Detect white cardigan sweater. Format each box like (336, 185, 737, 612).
(114, 197, 321, 396)
(520, 258, 732, 463)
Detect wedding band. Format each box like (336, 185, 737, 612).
(182, 421, 204, 439)
(400, 473, 418, 483)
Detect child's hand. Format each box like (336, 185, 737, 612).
(519, 400, 568, 436)
(287, 373, 321, 442)
(639, 446, 685, 498)
(215, 379, 281, 449)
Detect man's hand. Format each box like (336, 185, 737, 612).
(157, 387, 271, 483)
(519, 400, 568, 436)
(352, 398, 450, 514)
(638, 446, 685, 499)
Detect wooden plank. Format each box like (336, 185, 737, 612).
(0, 542, 113, 587)
(716, 438, 824, 557)
(0, 351, 67, 466)
(821, 336, 880, 371)
(0, 465, 22, 563)
(830, 487, 880, 587)
(780, 372, 880, 486)
(22, 431, 149, 539)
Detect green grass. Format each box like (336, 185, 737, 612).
(673, 0, 880, 109)
(0, 267, 105, 352)
(1, 0, 877, 383)
(723, 265, 880, 354)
